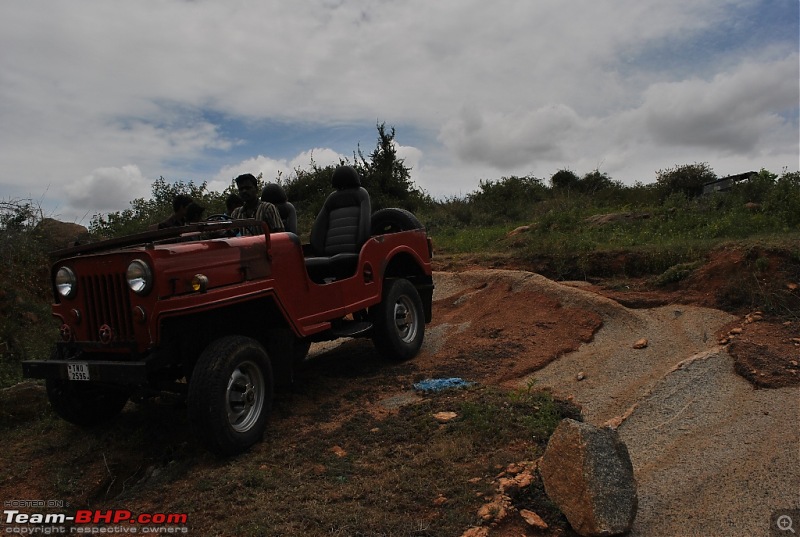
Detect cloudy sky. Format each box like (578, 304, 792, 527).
(1, 0, 798, 223)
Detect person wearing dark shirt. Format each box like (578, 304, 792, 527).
(156, 194, 193, 229)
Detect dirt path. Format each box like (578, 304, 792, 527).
(432, 270, 800, 536)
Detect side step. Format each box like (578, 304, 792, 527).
(330, 320, 373, 338)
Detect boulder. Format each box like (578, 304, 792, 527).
(33, 218, 90, 250)
(539, 419, 637, 536)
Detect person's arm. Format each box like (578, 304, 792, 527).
(263, 203, 285, 232)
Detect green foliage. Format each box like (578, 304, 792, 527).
(550, 168, 579, 190)
(89, 177, 231, 238)
(577, 169, 614, 194)
(655, 261, 703, 286)
(0, 199, 55, 387)
(466, 175, 547, 223)
(655, 162, 717, 199)
(354, 122, 428, 211)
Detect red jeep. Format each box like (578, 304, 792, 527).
(22, 168, 433, 455)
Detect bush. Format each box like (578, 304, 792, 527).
(655, 162, 717, 199)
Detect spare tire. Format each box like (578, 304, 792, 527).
(371, 208, 423, 235)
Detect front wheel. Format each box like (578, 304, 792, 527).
(46, 378, 129, 426)
(187, 336, 273, 456)
(371, 279, 425, 361)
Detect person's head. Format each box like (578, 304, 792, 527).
(172, 194, 193, 216)
(225, 193, 243, 214)
(185, 202, 205, 223)
(261, 183, 288, 204)
(234, 174, 260, 205)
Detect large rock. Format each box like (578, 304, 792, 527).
(539, 419, 637, 536)
(33, 218, 90, 250)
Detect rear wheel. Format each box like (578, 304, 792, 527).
(187, 336, 273, 456)
(371, 278, 425, 361)
(46, 378, 129, 426)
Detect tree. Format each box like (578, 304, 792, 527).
(355, 123, 424, 211)
(577, 169, 614, 194)
(655, 163, 716, 199)
(551, 169, 580, 191)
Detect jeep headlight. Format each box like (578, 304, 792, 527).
(126, 260, 153, 295)
(55, 267, 77, 299)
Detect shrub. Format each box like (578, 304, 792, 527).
(656, 162, 717, 199)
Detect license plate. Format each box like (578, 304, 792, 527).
(67, 363, 90, 381)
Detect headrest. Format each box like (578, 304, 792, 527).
(331, 165, 361, 189)
(261, 183, 288, 204)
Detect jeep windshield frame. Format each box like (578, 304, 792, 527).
(49, 219, 272, 259)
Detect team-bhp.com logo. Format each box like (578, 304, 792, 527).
(3, 509, 189, 534)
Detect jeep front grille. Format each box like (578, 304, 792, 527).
(80, 273, 135, 343)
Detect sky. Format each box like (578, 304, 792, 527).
(0, 0, 798, 224)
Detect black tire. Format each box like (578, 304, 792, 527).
(371, 278, 425, 361)
(187, 336, 273, 456)
(45, 378, 129, 427)
(371, 208, 423, 235)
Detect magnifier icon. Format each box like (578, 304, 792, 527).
(778, 515, 796, 533)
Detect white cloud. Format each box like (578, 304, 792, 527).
(209, 148, 347, 192)
(64, 165, 152, 216)
(439, 105, 582, 168)
(637, 54, 799, 153)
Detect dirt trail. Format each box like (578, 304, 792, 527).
(431, 270, 800, 536)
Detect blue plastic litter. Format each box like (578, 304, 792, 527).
(413, 377, 473, 392)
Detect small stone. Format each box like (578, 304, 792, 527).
(433, 411, 458, 423)
(514, 471, 533, 488)
(791, 338, 800, 345)
(497, 477, 516, 493)
(718, 337, 730, 345)
(520, 509, 549, 530)
(477, 496, 509, 523)
(331, 446, 347, 458)
(787, 282, 798, 290)
(790, 361, 798, 367)
(729, 328, 743, 335)
(433, 495, 448, 506)
(311, 464, 326, 476)
(468, 477, 483, 484)
(633, 338, 648, 349)
(577, 371, 586, 381)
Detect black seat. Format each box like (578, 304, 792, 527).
(304, 166, 371, 283)
(261, 183, 298, 234)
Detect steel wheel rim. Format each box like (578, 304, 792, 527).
(393, 295, 418, 344)
(226, 360, 265, 433)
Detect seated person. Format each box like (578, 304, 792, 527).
(185, 202, 206, 224)
(229, 174, 285, 235)
(155, 194, 193, 229)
